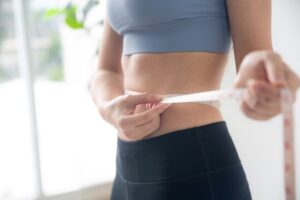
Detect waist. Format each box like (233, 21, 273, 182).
(121, 52, 227, 138)
(124, 88, 223, 139)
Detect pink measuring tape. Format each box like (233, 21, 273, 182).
(156, 87, 296, 200)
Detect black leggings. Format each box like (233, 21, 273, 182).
(111, 121, 252, 200)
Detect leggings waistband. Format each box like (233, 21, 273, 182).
(116, 121, 241, 183)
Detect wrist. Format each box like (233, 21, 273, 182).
(98, 100, 109, 121)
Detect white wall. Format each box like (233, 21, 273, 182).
(221, 1, 300, 199)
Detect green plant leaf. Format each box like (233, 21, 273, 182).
(65, 16, 84, 29)
(44, 8, 64, 20)
(62, 3, 84, 29)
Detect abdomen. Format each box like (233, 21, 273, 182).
(121, 52, 229, 138)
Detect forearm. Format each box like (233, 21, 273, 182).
(89, 69, 124, 115)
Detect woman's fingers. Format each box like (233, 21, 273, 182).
(118, 103, 171, 129)
(130, 103, 171, 125)
(284, 62, 300, 88)
(263, 52, 286, 86)
(113, 92, 172, 140)
(233, 51, 300, 121)
(243, 80, 281, 119)
(240, 100, 273, 120)
(122, 93, 163, 109)
(284, 63, 300, 102)
(253, 81, 280, 108)
(117, 119, 158, 141)
(121, 117, 161, 141)
(134, 117, 161, 137)
(117, 103, 171, 140)
(244, 80, 258, 108)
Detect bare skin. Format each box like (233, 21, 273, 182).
(120, 52, 228, 138)
(89, 0, 300, 141)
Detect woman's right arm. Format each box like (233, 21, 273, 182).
(89, 17, 125, 118)
(89, 18, 172, 141)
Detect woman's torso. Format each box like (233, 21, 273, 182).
(121, 52, 229, 139)
(107, 0, 231, 140)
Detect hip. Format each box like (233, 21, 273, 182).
(116, 121, 241, 182)
(112, 121, 252, 200)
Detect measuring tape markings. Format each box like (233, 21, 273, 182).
(281, 88, 296, 200)
(126, 88, 296, 200)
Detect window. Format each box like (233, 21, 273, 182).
(1, 0, 116, 199)
(0, 0, 36, 199)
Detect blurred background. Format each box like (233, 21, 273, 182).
(0, 0, 299, 199)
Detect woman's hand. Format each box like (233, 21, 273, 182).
(100, 93, 172, 141)
(234, 51, 300, 120)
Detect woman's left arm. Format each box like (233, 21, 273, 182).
(227, 0, 300, 120)
(227, 0, 273, 67)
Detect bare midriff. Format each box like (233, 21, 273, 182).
(121, 52, 230, 139)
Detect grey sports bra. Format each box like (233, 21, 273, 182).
(106, 0, 231, 56)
